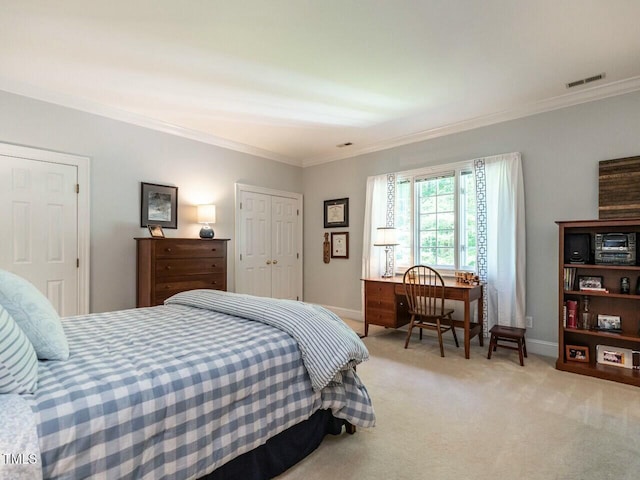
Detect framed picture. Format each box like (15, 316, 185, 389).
(141, 182, 178, 229)
(597, 314, 621, 330)
(331, 232, 349, 259)
(324, 198, 349, 228)
(577, 275, 603, 291)
(148, 224, 165, 238)
(596, 345, 634, 368)
(565, 345, 589, 363)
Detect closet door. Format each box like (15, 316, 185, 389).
(271, 195, 298, 300)
(236, 184, 302, 300)
(0, 158, 78, 315)
(237, 190, 272, 298)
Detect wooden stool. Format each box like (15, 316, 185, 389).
(487, 325, 527, 366)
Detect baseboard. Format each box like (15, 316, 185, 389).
(322, 303, 558, 358)
(321, 305, 363, 322)
(524, 338, 557, 358)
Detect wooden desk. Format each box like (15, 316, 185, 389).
(362, 276, 484, 359)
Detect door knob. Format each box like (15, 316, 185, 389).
(273, 260, 278, 264)
(266, 260, 272, 265)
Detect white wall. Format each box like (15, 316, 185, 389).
(302, 90, 640, 349)
(0, 91, 303, 313)
(2, 88, 640, 350)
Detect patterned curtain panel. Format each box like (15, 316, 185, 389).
(473, 152, 526, 332)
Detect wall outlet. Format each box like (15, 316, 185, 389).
(526, 316, 533, 328)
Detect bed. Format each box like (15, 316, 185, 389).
(0, 287, 375, 480)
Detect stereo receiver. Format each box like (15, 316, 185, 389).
(594, 233, 636, 265)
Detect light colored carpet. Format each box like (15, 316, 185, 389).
(278, 322, 640, 480)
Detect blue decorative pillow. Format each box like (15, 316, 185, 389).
(0, 304, 38, 393)
(0, 270, 69, 361)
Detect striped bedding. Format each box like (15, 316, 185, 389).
(18, 292, 375, 480)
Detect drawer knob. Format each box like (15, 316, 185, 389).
(165, 248, 172, 252)
(211, 264, 216, 268)
(212, 281, 217, 285)
(165, 266, 172, 270)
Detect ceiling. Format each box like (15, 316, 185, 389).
(1, 1, 640, 167)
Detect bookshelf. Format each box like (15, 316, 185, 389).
(556, 219, 640, 386)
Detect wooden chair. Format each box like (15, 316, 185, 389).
(403, 265, 459, 357)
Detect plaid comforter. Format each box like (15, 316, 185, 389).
(22, 295, 375, 480)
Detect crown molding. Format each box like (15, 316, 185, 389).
(3, 75, 640, 170)
(0, 79, 301, 167)
(302, 76, 640, 167)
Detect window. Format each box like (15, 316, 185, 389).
(395, 164, 476, 273)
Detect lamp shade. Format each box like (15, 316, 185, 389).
(374, 227, 399, 246)
(197, 204, 216, 224)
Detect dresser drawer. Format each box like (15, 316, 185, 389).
(154, 274, 225, 302)
(155, 240, 226, 258)
(155, 258, 225, 278)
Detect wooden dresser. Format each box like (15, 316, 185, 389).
(136, 238, 230, 307)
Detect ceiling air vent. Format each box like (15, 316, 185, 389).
(566, 72, 606, 89)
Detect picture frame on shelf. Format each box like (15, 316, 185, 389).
(577, 275, 604, 291)
(596, 314, 621, 331)
(141, 182, 178, 229)
(148, 224, 165, 238)
(596, 345, 633, 368)
(330, 232, 349, 258)
(324, 198, 349, 228)
(565, 345, 589, 363)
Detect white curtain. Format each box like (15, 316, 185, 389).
(362, 174, 389, 280)
(474, 152, 526, 330)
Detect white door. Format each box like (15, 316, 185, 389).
(271, 195, 299, 300)
(0, 157, 78, 315)
(237, 190, 272, 298)
(236, 185, 302, 300)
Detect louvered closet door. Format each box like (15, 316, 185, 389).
(0, 157, 79, 315)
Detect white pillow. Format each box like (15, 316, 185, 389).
(0, 269, 69, 361)
(0, 304, 38, 394)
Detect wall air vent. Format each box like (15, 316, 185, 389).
(566, 72, 606, 89)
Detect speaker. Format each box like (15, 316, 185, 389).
(565, 233, 590, 264)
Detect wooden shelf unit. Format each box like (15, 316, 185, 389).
(556, 218, 640, 386)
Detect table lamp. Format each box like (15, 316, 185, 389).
(373, 227, 399, 277)
(197, 204, 216, 239)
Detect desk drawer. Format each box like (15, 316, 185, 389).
(365, 282, 396, 298)
(365, 308, 398, 328)
(365, 296, 396, 313)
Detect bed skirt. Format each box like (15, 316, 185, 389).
(200, 409, 348, 480)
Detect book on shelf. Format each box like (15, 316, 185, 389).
(563, 267, 577, 291)
(579, 287, 609, 293)
(566, 300, 578, 329)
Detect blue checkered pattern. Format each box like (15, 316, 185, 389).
(24, 299, 375, 480)
(166, 290, 370, 391)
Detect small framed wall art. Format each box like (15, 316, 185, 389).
(141, 182, 178, 229)
(331, 232, 349, 259)
(324, 198, 349, 228)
